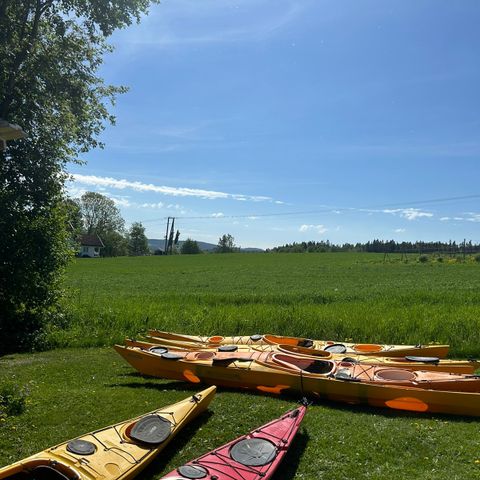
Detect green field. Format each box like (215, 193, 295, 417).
(1, 253, 480, 479)
(56, 253, 480, 357)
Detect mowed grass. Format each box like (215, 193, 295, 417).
(54, 253, 480, 357)
(1, 348, 480, 479)
(2, 253, 480, 479)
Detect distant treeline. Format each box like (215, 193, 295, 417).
(268, 239, 480, 254)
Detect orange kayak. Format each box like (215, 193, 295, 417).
(148, 330, 450, 358)
(115, 343, 480, 417)
(134, 337, 477, 374)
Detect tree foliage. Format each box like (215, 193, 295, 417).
(128, 222, 149, 256)
(181, 238, 201, 255)
(0, 0, 158, 353)
(216, 234, 237, 253)
(76, 192, 128, 257)
(269, 239, 480, 254)
(78, 192, 125, 236)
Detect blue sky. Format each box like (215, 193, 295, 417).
(69, 0, 480, 248)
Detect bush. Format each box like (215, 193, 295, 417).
(475, 254, 480, 263)
(181, 238, 201, 254)
(436, 256, 444, 263)
(0, 382, 28, 417)
(418, 255, 429, 263)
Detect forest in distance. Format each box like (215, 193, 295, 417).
(268, 239, 480, 254)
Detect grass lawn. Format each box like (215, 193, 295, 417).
(1, 253, 480, 478)
(1, 348, 480, 479)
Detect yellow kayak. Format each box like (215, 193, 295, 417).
(127, 338, 479, 374)
(148, 330, 450, 358)
(115, 344, 480, 417)
(0, 387, 216, 480)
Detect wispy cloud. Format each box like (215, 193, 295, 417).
(299, 224, 328, 234)
(379, 208, 434, 221)
(71, 174, 276, 203)
(394, 228, 406, 233)
(439, 212, 480, 223)
(210, 212, 224, 217)
(116, 0, 310, 49)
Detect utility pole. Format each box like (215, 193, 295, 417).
(168, 217, 175, 254)
(164, 217, 171, 255)
(163, 217, 178, 255)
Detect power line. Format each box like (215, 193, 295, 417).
(141, 193, 480, 223)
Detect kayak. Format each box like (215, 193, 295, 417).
(0, 387, 216, 480)
(148, 330, 450, 358)
(115, 344, 480, 417)
(160, 405, 306, 480)
(134, 337, 478, 374)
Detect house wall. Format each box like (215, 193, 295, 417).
(80, 246, 100, 258)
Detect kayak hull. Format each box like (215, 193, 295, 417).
(115, 345, 480, 417)
(132, 338, 478, 374)
(0, 387, 216, 480)
(160, 405, 306, 480)
(148, 330, 450, 358)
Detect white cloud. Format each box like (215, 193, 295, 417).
(381, 208, 433, 221)
(466, 213, 480, 223)
(394, 228, 406, 233)
(141, 202, 165, 209)
(211, 212, 224, 217)
(71, 174, 275, 203)
(112, 197, 132, 207)
(299, 224, 328, 234)
(440, 217, 450, 221)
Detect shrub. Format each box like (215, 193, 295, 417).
(181, 238, 202, 254)
(475, 254, 480, 263)
(0, 382, 28, 417)
(418, 255, 429, 263)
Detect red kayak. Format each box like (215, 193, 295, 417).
(160, 404, 306, 480)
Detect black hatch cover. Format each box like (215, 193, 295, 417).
(177, 465, 208, 479)
(129, 415, 172, 444)
(66, 439, 96, 456)
(149, 346, 168, 355)
(230, 438, 277, 466)
(324, 343, 347, 353)
(218, 345, 238, 352)
(405, 356, 440, 363)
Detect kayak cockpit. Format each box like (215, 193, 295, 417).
(272, 354, 335, 375)
(3, 462, 79, 480)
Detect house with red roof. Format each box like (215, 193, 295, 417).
(78, 234, 104, 258)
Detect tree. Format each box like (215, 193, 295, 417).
(77, 192, 127, 257)
(128, 222, 149, 256)
(0, 0, 158, 353)
(216, 234, 237, 253)
(78, 192, 125, 235)
(181, 238, 201, 255)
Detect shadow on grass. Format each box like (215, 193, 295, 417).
(110, 376, 479, 424)
(139, 410, 213, 479)
(272, 430, 309, 480)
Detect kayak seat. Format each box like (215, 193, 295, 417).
(32, 466, 72, 480)
(273, 354, 334, 375)
(186, 352, 215, 361)
(4, 465, 74, 480)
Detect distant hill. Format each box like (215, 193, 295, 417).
(148, 239, 263, 253)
